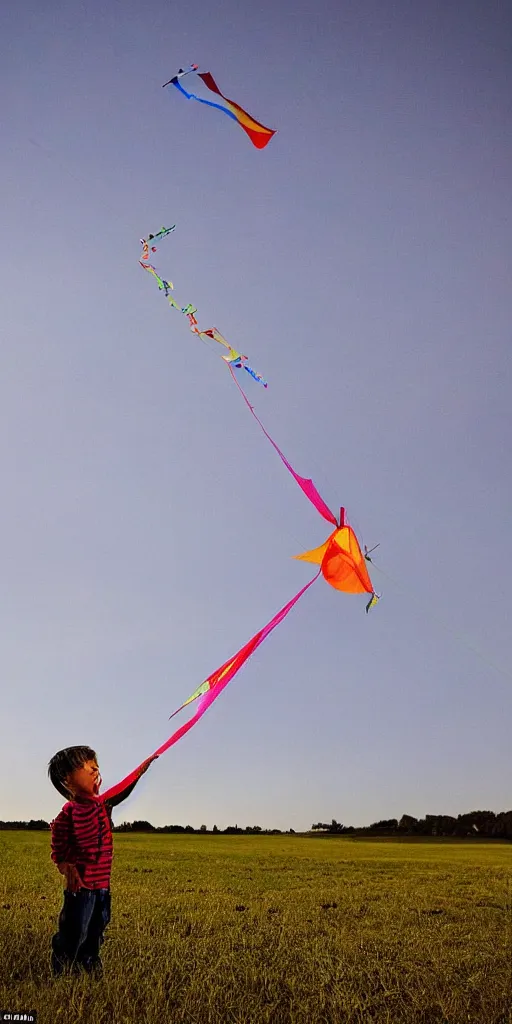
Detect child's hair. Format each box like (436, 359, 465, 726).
(48, 746, 97, 799)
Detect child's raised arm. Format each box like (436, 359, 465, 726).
(102, 755, 158, 808)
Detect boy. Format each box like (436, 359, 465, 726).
(48, 745, 156, 976)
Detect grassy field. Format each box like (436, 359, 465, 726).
(0, 832, 511, 1024)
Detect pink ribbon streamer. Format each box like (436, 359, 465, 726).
(228, 366, 338, 526)
(102, 572, 320, 801)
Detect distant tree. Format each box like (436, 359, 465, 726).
(459, 810, 497, 836)
(184, 825, 195, 833)
(497, 811, 512, 839)
(311, 820, 347, 833)
(199, 824, 207, 832)
(423, 814, 457, 836)
(130, 820, 155, 832)
(437, 815, 457, 836)
(398, 815, 418, 832)
(369, 819, 398, 831)
(327, 819, 345, 833)
(0, 820, 47, 831)
(212, 824, 219, 834)
(415, 817, 433, 836)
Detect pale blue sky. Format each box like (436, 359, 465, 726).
(2, 0, 511, 829)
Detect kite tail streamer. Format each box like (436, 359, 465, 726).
(139, 262, 269, 385)
(101, 572, 320, 801)
(228, 365, 338, 526)
(243, 363, 268, 388)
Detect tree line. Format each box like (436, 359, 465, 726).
(311, 810, 512, 838)
(1, 809, 512, 837)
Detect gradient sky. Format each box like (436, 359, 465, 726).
(2, 0, 511, 829)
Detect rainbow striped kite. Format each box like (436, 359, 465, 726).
(163, 65, 276, 149)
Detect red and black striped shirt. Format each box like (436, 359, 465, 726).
(51, 796, 113, 889)
(50, 775, 139, 889)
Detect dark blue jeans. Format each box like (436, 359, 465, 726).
(52, 889, 111, 976)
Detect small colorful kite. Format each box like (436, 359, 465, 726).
(294, 508, 380, 613)
(163, 65, 276, 149)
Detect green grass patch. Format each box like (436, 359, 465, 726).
(0, 832, 511, 1023)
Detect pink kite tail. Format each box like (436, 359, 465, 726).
(101, 572, 320, 802)
(192, 569, 321, 715)
(228, 366, 337, 526)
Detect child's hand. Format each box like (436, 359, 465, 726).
(58, 863, 83, 893)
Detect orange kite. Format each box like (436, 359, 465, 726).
(295, 508, 379, 612)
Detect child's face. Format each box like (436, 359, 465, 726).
(65, 758, 101, 799)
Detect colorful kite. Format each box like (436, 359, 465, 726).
(163, 65, 276, 149)
(294, 508, 380, 613)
